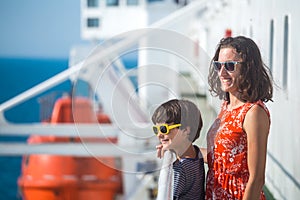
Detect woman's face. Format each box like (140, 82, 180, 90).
(217, 47, 243, 95)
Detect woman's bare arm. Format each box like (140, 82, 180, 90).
(243, 105, 270, 200)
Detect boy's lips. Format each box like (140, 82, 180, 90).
(161, 139, 169, 144)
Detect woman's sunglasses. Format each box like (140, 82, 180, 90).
(153, 124, 181, 135)
(213, 61, 242, 72)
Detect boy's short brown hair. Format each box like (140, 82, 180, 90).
(151, 99, 203, 142)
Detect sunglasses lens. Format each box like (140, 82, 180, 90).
(153, 125, 168, 134)
(213, 62, 222, 71)
(225, 62, 235, 71)
(160, 125, 168, 134)
(153, 127, 158, 135)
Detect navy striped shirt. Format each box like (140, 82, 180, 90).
(173, 145, 205, 200)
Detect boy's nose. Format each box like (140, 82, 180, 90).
(157, 132, 164, 138)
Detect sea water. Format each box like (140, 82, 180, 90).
(0, 57, 70, 200)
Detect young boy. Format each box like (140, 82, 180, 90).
(152, 99, 205, 200)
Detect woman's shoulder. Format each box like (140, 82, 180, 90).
(248, 100, 270, 118)
(244, 100, 270, 128)
(243, 101, 271, 134)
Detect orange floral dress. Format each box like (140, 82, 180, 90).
(206, 100, 269, 200)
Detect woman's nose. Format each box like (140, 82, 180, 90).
(219, 64, 227, 75)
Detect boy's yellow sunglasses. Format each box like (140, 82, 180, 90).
(153, 124, 181, 135)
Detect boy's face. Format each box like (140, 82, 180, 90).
(155, 123, 184, 151)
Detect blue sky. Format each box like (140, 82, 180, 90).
(0, 0, 85, 59)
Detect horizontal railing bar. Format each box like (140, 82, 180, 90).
(0, 143, 156, 157)
(0, 123, 152, 137)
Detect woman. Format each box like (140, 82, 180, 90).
(206, 36, 273, 199)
